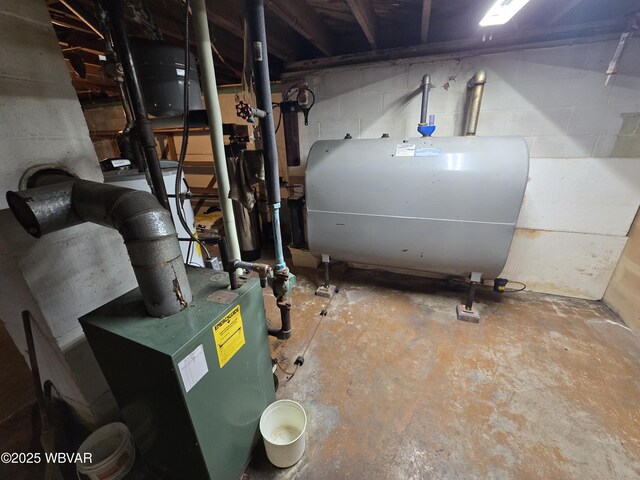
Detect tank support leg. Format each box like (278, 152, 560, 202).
(457, 272, 482, 323)
(315, 253, 336, 299)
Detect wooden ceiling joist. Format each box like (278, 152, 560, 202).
(206, 0, 297, 61)
(420, 0, 432, 44)
(58, 0, 103, 38)
(345, 0, 378, 49)
(266, 0, 334, 56)
(51, 17, 96, 35)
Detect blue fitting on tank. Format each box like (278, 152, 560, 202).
(418, 124, 436, 137)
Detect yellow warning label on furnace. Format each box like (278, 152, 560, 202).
(213, 305, 246, 368)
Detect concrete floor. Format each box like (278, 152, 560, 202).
(248, 265, 640, 479)
(2, 264, 639, 479)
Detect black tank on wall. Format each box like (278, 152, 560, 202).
(131, 40, 203, 117)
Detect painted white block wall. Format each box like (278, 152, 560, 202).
(288, 38, 640, 300)
(0, 0, 137, 424)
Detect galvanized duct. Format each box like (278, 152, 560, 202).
(6, 177, 192, 317)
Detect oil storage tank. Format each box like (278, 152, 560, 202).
(305, 136, 529, 280)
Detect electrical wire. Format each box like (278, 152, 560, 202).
(185, 231, 193, 263)
(274, 108, 283, 133)
(277, 267, 351, 382)
(475, 279, 527, 293)
(174, 0, 211, 260)
(503, 280, 527, 293)
(276, 361, 298, 376)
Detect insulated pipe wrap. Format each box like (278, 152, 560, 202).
(6, 178, 192, 318)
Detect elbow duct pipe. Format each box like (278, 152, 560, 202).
(6, 178, 192, 318)
(465, 70, 487, 136)
(191, 0, 241, 262)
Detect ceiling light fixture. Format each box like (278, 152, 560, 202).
(479, 0, 532, 27)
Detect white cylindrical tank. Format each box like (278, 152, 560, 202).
(305, 136, 529, 279)
(104, 166, 205, 267)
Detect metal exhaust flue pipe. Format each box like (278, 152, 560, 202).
(6, 177, 192, 318)
(465, 70, 487, 136)
(419, 74, 430, 125)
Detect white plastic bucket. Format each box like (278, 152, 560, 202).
(259, 400, 307, 468)
(76, 422, 135, 480)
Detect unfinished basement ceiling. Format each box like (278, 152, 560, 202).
(50, 0, 640, 99)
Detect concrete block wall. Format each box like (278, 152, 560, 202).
(289, 38, 640, 300)
(0, 0, 137, 425)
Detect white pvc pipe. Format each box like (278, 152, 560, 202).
(192, 0, 241, 261)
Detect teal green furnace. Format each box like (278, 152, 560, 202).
(80, 267, 276, 479)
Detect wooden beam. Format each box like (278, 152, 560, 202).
(547, 0, 587, 26)
(70, 77, 117, 92)
(345, 0, 378, 49)
(58, 0, 103, 38)
(285, 19, 625, 73)
(51, 17, 95, 35)
(420, 0, 432, 44)
(58, 33, 105, 56)
(266, 0, 334, 56)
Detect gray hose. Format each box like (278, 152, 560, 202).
(7, 178, 192, 317)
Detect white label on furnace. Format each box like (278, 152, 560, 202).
(178, 344, 208, 393)
(176, 68, 185, 77)
(111, 159, 131, 167)
(395, 144, 416, 156)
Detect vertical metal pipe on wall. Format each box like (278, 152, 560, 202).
(245, 0, 287, 271)
(99, 0, 170, 210)
(191, 0, 241, 262)
(465, 70, 487, 136)
(419, 74, 430, 124)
